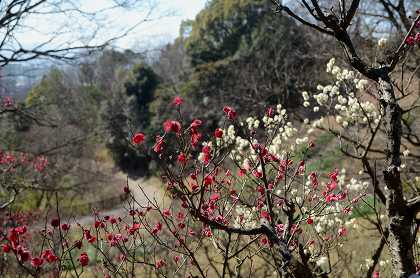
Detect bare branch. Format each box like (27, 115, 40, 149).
(341, 0, 360, 28)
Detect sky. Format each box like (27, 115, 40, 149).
(13, 0, 208, 53)
(110, 0, 209, 49)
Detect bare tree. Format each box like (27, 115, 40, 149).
(0, 0, 158, 66)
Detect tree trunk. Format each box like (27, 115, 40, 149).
(378, 74, 416, 277)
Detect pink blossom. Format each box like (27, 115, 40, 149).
(309, 172, 318, 189)
(266, 107, 274, 118)
(202, 227, 213, 237)
(153, 136, 164, 153)
(190, 119, 202, 130)
(177, 152, 187, 164)
(152, 222, 163, 235)
(163, 208, 171, 217)
(34, 156, 48, 172)
(204, 175, 214, 186)
(214, 128, 223, 138)
(132, 132, 145, 145)
(156, 259, 166, 269)
(338, 227, 347, 237)
(2, 96, 14, 108)
(210, 193, 220, 202)
(31, 257, 44, 268)
(172, 96, 183, 106)
(260, 210, 271, 221)
(163, 120, 181, 133)
(223, 106, 237, 120)
(406, 35, 415, 46)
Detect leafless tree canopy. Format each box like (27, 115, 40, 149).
(0, 0, 157, 66)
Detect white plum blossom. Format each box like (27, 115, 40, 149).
(346, 178, 369, 192)
(305, 59, 378, 131)
(326, 58, 335, 73)
(234, 206, 257, 229)
(316, 256, 329, 267)
(302, 91, 310, 101)
(378, 37, 388, 48)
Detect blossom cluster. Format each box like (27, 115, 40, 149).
(1, 95, 371, 277)
(405, 17, 420, 46)
(304, 58, 380, 130)
(1, 96, 14, 109)
(0, 149, 48, 173)
(127, 96, 367, 273)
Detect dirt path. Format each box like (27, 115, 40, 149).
(67, 175, 162, 226)
(32, 174, 163, 229)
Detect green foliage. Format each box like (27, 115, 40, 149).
(179, 19, 193, 37)
(148, 0, 326, 143)
(125, 64, 159, 129)
(94, 49, 142, 91)
(25, 68, 66, 112)
(0, 114, 22, 146)
(186, 0, 269, 65)
(175, 0, 319, 127)
(103, 63, 159, 177)
(26, 67, 103, 124)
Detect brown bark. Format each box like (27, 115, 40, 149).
(287, 259, 316, 278)
(378, 74, 415, 277)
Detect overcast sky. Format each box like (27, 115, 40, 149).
(114, 0, 208, 49)
(14, 0, 208, 52)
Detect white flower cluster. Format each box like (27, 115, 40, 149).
(220, 103, 301, 166)
(340, 169, 369, 192)
(360, 258, 390, 272)
(314, 84, 340, 106)
(378, 37, 388, 48)
(295, 136, 308, 146)
(311, 117, 324, 129)
(364, 258, 374, 269)
(335, 95, 379, 128)
(233, 205, 257, 229)
(246, 117, 260, 130)
(303, 58, 379, 130)
(221, 125, 236, 145)
(326, 58, 356, 81)
(314, 202, 345, 233)
(316, 256, 329, 267)
(269, 122, 298, 155)
(215, 124, 238, 154)
(302, 91, 310, 107)
(346, 178, 369, 192)
(344, 218, 359, 230)
(262, 104, 287, 130)
(355, 79, 369, 90)
(326, 58, 335, 73)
